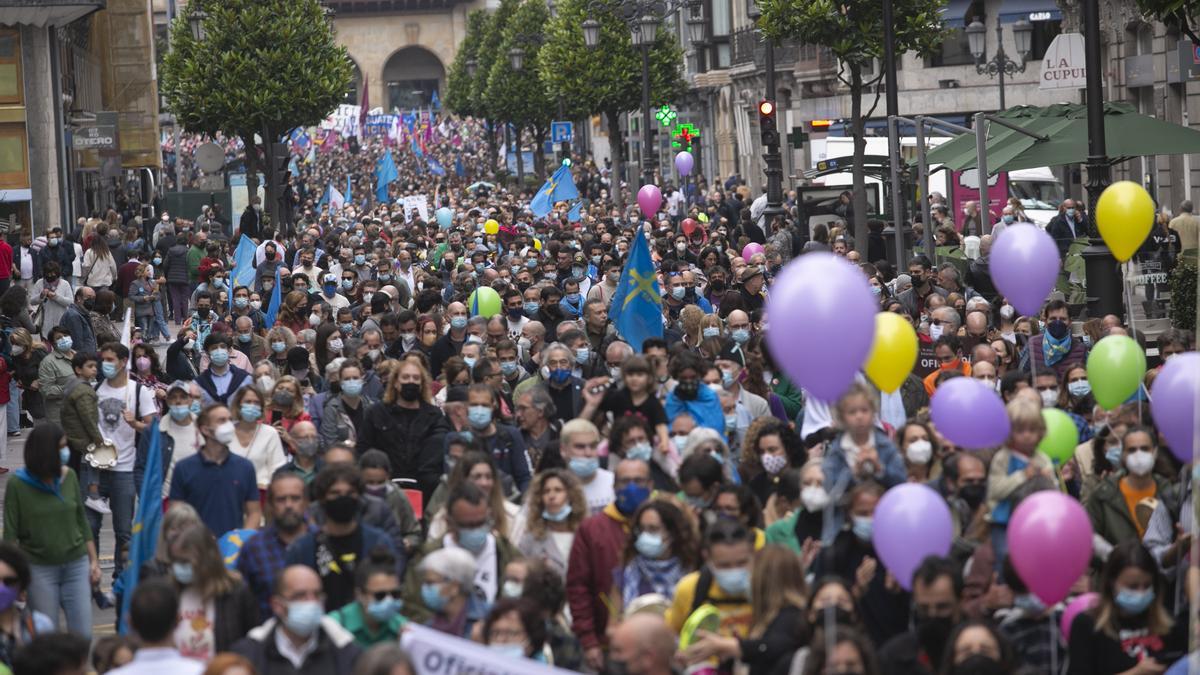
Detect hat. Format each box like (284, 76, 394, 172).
(166, 380, 191, 397)
(287, 346, 310, 369)
(572, 253, 586, 265)
(738, 265, 764, 284)
(717, 340, 746, 367)
(323, 273, 338, 284)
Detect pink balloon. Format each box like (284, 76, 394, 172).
(1009, 491, 1094, 605)
(637, 184, 662, 218)
(1059, 592, 1098, 643)
(742, 243, 764, 260)
(989, 224, 1060, 316)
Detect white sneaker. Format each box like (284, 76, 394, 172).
(85, 496, 112, 514)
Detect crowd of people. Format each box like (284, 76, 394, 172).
(0, 119, 1195, 675)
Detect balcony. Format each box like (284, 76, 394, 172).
(730, 26, 833, 80)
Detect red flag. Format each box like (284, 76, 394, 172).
(358, 76, 369, 136)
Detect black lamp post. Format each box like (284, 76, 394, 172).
(966, 18, 1033, 110)
(188, 7, 208, 42)
(746, 0, 783, 221)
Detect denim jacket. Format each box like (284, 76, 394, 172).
(820, 429, 906, 543)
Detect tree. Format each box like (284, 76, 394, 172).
(445, 11, 489, 118)
(540, 0, 686, 207)
(160, 0, 352, 223)
(757, 0, 944, 249)
(486, 0, 556, 182)
(1136, 0, 1200, 42)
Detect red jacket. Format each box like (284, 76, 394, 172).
(0, 240, 12, 280)
(567, 503, 629, 650)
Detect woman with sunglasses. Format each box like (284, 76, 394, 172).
(328, 549, 406, 648)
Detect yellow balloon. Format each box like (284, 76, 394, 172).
(864, 313, 918, 393)
(533, 238, 543, 251)
(484, 219, 500, 235)
(1095, 180, 1154, 262)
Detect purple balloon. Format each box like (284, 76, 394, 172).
(930, 377, 1010, 449)
(764, 253, 876, 402)
(1009, 491, 1093, 604)
(990, 224, 1060, 316)
(637, 184, 662, 218)
(1150, 352, 1199, 463)
(873, 484, 953, 590)
(675, 151, 694, 176)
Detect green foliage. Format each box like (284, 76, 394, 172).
(1169, 255, 1197, 331)
(756, 0, 946, 67)
(539, 0, 686, 119)
(486, 0, 554, 129)
(445, 11, 490, 117)
(1135, 0, 1200, 42)
(160, 0, 352, 140)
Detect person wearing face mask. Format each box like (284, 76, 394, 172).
(109, 577, 202, 675)
(356, 450, 423, 557)
(402, 481, 519, 622)
(59, 286, 98, 356)
(168, 404, 262, 537)
(165, 327, 201, 382)
(165, 523, 259, 659)
(429, 301, 470, 379)
(463, 383, 532, 492)
(619, 500, 697, 609)
(664, 518, 755, 648)
(285, 464, 401, 612)
(516, 469, 586, 579)
(234, 472, 311, 620)
(1046, 197, 1087, 259)
(1022, 299, 1087, 379)
(320, 360, 376, 452)
(876, 556, 963, 675)
(766, 461, 829, 563)
(326, 550, 407, 648)
(664, 351, 726, 434)
(136, 381, 203, 508)
(226, 386, 287, 498)
(31, 261, 72, 342)
(1086, 426, 1176, 556)
(230, 564, 363, 674)
(195, 335, 253, 407)
(1066, 541, 1186, 675)
(38, 326, 77, 428)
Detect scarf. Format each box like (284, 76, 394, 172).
(620, 556, 684, 607)
(1042, 329, 1072, 367)
(14, 468, 63, 501)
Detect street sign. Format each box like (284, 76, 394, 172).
(551, 121, 573, 143)
(197, 175, 224, 192)
(194, 142, 225, 173)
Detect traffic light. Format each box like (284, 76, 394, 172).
(271, 142, 290, 187)
(758, 99, 779, 148)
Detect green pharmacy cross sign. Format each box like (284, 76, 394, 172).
(656, 105, 678, 127)
(671, 123, 700, 150)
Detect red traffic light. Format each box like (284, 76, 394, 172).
(758, 100, 775, 116)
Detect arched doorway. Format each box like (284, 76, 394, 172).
(345, 59, 363, 105)
(383, 46, 445, 110)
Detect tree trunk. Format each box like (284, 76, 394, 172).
(849, 63, 869, 256)
(515, 123, 526, 185)
(486, 119, 499, 176)
(606, 109, 626, 211)
(533, 124, 547, 181)
(242, 134, 260, 215)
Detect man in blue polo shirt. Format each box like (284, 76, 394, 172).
(169, 403, 262, 536)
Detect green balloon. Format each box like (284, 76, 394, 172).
(468, 286, 502, 318)
(1086, 335, 1147, 409)
(1038, 408, 1079, 463)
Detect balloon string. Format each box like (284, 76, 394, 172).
(1122, 262, 1143, 426)
(1050, 611, 1059, 674)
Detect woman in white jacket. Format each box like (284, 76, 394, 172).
(80, 232, 118, 292)
(29, 261, 72, 340)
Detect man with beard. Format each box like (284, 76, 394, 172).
(236, 472, 313, 619)
(878, 556, 963, 675)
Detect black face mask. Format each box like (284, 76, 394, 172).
(322, 495, 360, 524)
(399, 382, 422, 402)
(709, 280, 726, 294)
(810, 605, 857, 629)
(958, 483, 986, 511)
(914, 613, 954, 665)
(950, 654, 1006, 675)
(675, 380, 700, 400)
(83, 298, 96, 311)
(1046, 319, 1071, 340)
(196, 307, 211, 319)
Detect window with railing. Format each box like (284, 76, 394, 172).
(707, 0, 731, 68)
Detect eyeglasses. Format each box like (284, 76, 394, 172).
(371, 589, 403, 602)
(0, 576, 18, 587)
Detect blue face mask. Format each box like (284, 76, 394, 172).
(543, 504, 572, 522)
(323, 284, 338, 296)
(671, 286, 686, 300)
(1065, 208, 1076, 217)
(1105, 444, 1123, 466)
(340, 322, 354, 334)
(523, 301, 540, 316)
(169, 404, 192, 421)
(467, 405, 493, 429)
(1002, 214, 1015, 224)
(367, 597, 401, 622)
(421, 583, 446, 611)
(450, 316, 468, 331)
(234, 297, 249, 309)
(852, 516, 874, 542)
(456, 525, 489, 553)
(378, 273, 392, 281)
(636, 531, 666, 559)
(712, 567, 751, 596)
(721, 369, 737, 389)
(354, 254, 366, 265)
(490, 644, 527, 660)
(172, 562, 195, 585)
(59, 446, 71, 465)
(574, 347, 590, 365)
(56, 336, 73, 352)
(101, 361, 120, 379)
(210, 278, 225, 289)
(549, 367, 572, 385)
(463, 356, 477, 370)
(341, 279, 354, 291)
(731, 328, 750, 344)
(209, 349, 229, 367)
(565, 293, 581, 304)
(500, 361, 519, 376)
(341, 379, 363, 397)
(615, 482, 650, 515)
(569, 456, 599, 479)
(271, 341, 287, 353)
(1114, 587, 1155, 614)
(238, 332, 252, 343)
(239, 404, 262, 422)
(626, 442, 653, 462)
(285, 601, 324, 637)
(702, 327, 721, 339)
(190, 400, 202, 416)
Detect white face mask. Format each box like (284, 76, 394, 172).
(1040, 389, 1059, 408)
(250, 300, 262, 310)
(1124, 450, 1156, 477)
(929, 324, 944, 340)
(800, 485, 830, 512)
(905, 439, 933, 465)
(213, 420, 236, 445)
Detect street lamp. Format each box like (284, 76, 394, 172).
(465, 58, 478, 77)
(967, 18, 1033, 110)
(686, 4, 706, 45)
(188, 7, 208, 42)
(509, 47, 526, 71)
(582, 19, 601, 48)
(323, 5, 336, 26)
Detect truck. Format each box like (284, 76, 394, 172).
(808, 136, 1065, 228)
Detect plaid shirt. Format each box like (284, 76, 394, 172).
(237, 524, 313, 620)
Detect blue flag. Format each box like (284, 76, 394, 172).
(346, 175, 352, 203)
(428, 158, 446, 176)
(431, 89, 442, 110)
(608, 231, 663, 353)
(454, 156, 465, 178)
(375, 150, 398, 203)
(264, 266, 282, 329)
(567, 201, 582, 223)
(118, 418, 163, 634)
(229, 234, 257, 309)
(530, 161, 579, 217)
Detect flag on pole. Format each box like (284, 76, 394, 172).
(229, 234, 258, 309)
(431, 90, 441, 110)
(530, 161, 579, 217)
(118, 418, 163, 633)
(358, 76, 370, 135)
(375, 151, 398, 203)
(428, 158, 446, 176)
(567, 201, 583, 223)
(320, 182, 345, 211)
(264, 266, 282, 328)
(608, 229, 663, 353)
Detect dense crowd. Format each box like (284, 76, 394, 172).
(0, 121, 1195, 675)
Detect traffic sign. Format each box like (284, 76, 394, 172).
(551, 121, 573, 143)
